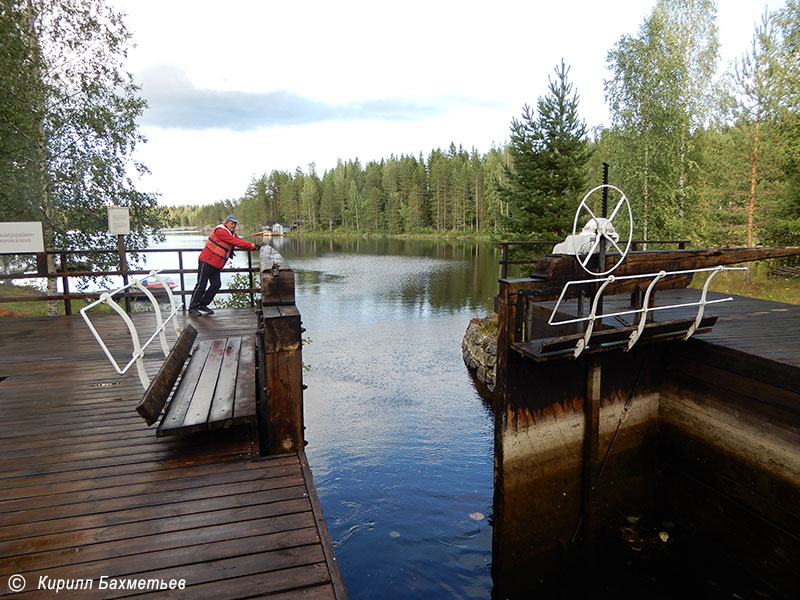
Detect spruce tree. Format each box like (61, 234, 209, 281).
(498, 60, 591, 240)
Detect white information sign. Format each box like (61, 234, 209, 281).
(0, 222, 45, 254)
(108, 206, 130, 235)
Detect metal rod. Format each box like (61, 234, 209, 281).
(597, 164, 609, 324)
(178, 249, 186, 311)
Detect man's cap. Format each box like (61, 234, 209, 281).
(224, 215, 238, 224)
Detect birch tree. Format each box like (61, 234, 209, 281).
(1, 0, 164, 313)
(605, 0, 718, 240)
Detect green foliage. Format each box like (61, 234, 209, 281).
(497, 60, 591, 240)
(164, 1, 799, 253)
(214, 272, 255, 309)
(604, 0, 719, 242)
(167, 145, 509, 237)
(0, 0, 168, 278)
(0, 0, 41, 222)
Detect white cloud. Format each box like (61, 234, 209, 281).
(114, 0, 790, 205)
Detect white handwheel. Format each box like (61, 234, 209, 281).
(571, 184, 633, 276)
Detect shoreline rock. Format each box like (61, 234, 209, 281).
(462, 316, 497, 393)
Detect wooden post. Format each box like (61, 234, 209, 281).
(581, 357, 602, 561)
(60, 252, 71, 315)
(259, 246, 304, 454)
(117, 234, 131, 313)
(36, 252, 48, 276)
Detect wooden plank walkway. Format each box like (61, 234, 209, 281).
(536, 288, 799, 366)
(0, 309, 347, 599)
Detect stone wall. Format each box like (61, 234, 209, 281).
(462, 316, 497, 392)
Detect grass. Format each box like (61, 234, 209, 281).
(0, 282, 120, 317)
(689, 262, 800, 305)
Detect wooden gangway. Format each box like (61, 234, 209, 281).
(0, 312, 346, 595)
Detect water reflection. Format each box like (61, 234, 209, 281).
(276, 236, 497, 600)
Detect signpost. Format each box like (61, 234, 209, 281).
(108, 207, 131, 312)
(0, 222, 45, 254)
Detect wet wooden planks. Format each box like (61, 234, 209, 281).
(528, 288, 800, 371)
(156, 335, 256, 436)
(0, 310, 347, 599)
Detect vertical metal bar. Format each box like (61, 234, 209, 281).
(248, 250, 255, 308)
(596, 164, 609, 325)
(117, 234, 131, 313)
(178, 250, 186, 311)
(60, 252, 72, 315)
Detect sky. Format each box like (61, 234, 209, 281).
(113, 0, 789, 207)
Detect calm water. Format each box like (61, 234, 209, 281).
(145, 234, 500, 597)
(145, 234, 782, 599)
(274, 237, 498, 599)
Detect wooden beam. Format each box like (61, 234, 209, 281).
(260, 246, 295, 306)
(504, 247, 800, 302)
(136, 325, 197, 426)
(262, 308, 304, 455)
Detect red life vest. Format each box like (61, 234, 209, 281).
(204, 226, 234, 261)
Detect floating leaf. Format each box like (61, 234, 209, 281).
(469, 512, 485, 521)
(659, 531, 669, 542)
(626, 516, 639, 524)
(389, 531, 400, 538)
(661, 521, 675, 529)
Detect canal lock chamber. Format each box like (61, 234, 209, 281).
(491, 338, 799, 599)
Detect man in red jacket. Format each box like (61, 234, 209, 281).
(188, 215, 259, 316)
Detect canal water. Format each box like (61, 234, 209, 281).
(275, 237, 498, 600)
(141, 234, 786, 599)
(148, 233, 502, 599)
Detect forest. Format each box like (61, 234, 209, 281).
(2, 0, 799, 268)
(168, 0, 800, 250)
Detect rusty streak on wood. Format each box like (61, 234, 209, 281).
(581, 358, 601, 551)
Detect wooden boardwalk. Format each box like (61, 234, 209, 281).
(538, 288, 800, 371)
(0, 309, 346, 599)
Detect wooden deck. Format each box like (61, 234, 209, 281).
(0, 309, 346, 599)
(534, 288, 800, 372)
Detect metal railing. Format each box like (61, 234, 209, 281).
(547, 265, 746, 358)
(80, 270, 181, 388)
(0, 246, 259, 314)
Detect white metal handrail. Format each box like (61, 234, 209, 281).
(548, 266, 746, 358)
(80, 270, 181, 388)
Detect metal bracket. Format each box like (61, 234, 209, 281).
(626, 271, 666, 351)
(80, 269, 181, 389)
(574, 276, 615, 358)
(549, 266, 745, 357)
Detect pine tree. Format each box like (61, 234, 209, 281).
(497, 60, 591, 240)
